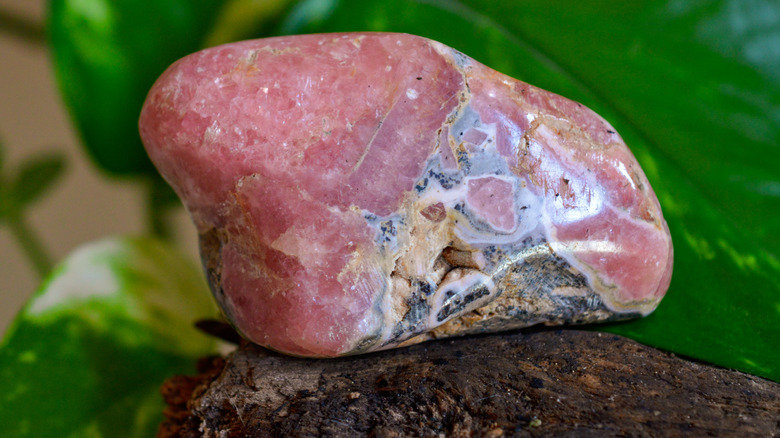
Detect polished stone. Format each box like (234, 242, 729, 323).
(140, 33, 673, 357)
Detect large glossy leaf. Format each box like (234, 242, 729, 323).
(0, 237, 220, 437)
(46, 0, 780, 382)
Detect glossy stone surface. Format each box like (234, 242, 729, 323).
(139, 33, 673, 357)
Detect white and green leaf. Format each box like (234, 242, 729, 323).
(0, 237, 220, 437)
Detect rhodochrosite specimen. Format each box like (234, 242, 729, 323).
(140, 33, 673, 357)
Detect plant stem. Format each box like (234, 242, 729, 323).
(7, 213, 53, 278)
(146, 178, 175, 241)
(0, 8, 45, 46)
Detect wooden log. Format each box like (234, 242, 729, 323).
(159, 329, 780, 437)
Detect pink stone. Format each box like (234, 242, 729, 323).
(139, 33, 673, 357)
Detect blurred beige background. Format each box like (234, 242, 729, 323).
(0, 0, 198, 335)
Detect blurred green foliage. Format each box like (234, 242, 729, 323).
(0, 139, 65, 276)
(48, 0, 225, 176)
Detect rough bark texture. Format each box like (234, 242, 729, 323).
(159, 330, 780, 437)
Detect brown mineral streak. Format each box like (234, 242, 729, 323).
(420, 203, 446, 222)
(233, 191, 277, 279)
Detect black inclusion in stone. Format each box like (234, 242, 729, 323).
(379, 220, 397, 242)
(387, 280, 434, 342)
(428, 169, 460, 189)
(436, 285, 491, 322)
(415, 177, 429, 193)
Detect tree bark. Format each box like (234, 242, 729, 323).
(159, 329, 780, 437)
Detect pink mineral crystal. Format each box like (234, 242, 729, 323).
(139, 33, 673, 357)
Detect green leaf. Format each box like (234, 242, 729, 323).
(203, 0, 298, 47)
(274, 0, 780, 382)
(9, 153, 66, 209)
(0, 237, 220, 437)
(48, 0, 228, 176)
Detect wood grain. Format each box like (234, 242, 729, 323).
(159, 329, 780, 437)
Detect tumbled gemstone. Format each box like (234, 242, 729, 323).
(139, 33, 673, 357)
